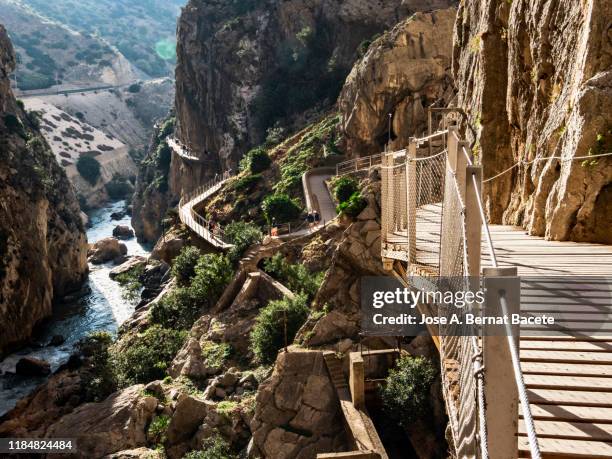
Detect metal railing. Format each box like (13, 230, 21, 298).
(372, 127, 541, 458)
(178, 171, 234, 249)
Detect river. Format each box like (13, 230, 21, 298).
(0, 200, 151, 416)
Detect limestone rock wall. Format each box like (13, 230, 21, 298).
(339, 7, 458, 156)
(453, 0, 612, 242)
(250, 350, 347, 458)
(0, 25, 88, 355)
(173, 0, 457, 193)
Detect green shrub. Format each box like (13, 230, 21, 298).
(201, 340, 232, 370)
(224, 221, 263, 264)
(263, 253, 323, 299)
(380, 355, 437, 427)
(261, 193, 301, 224)
(76, 155, 102, 185)
(150, 287, 199, 330)
(147, 414, 170, 445)
(337, 192, 367, 218)
(3, 114, 24, 136)
(114, 264, 144, 301)
(128, 83, 142, 93)
(158, 117, 175, 139)
(190, 254, 234, 305)
(172, 246, 203, 286)
(333, 177, 358, 203)
(229, 173, 261, 193)
(78, 331, 117, 402)
(105, 176, 133, 200)
(240, 147, 271, 174)
(183, 435, 236, 459)
(250, 294, 310, 364)
(154, 253, 232, 329)
(112, 325, 187, 386)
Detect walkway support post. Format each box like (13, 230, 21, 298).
(482, 266, 520, 459)
(406, 139, 417, 263)
(349, 352, 365, 410)
(465, 165, 482, 278)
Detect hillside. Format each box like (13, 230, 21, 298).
(0, 0, 141, 90)
(35, 78, 175, 151)
(7, 0, 184, 79)
(24, 98, 137, 208)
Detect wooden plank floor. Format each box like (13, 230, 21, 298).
(387, 203, 612, 458)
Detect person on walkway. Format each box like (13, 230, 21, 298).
(313, 210, 320, 226)
(306, 212, 315, 232)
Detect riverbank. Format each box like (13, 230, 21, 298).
(0, 200, 151, 416)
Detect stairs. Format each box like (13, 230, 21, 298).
(324, 351, 348, 390)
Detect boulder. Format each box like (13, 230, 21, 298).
(88, 238, 128, 264)
(150, 235, 185, 265)
(45, 385, 157, 458)
(109, 256, 147, 280)
(105, 448, 163, 458)
(15, 357, 51, 377)
(110, 211, 126, 221)
(113, 225, 135, 240)
(165, 394, 214, 445)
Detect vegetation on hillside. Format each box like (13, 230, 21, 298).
(205, 114, 342, 228)
(380, 355, 437, 427)
(263, 253, 324, 299)
(151, 248, 233, 330)
(250, 294, 310, 364)
(14, 0, 183, 78)
(76, 155, 101, 185)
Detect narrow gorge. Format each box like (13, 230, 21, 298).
(1, 1, 611, 458)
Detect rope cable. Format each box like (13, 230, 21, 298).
(482, 151, 612, 183)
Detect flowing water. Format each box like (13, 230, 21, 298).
(0, 200, 151, 416)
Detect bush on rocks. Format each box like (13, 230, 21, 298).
(337, 191, 367, 218)
(224, 221, 263, 264)
(154, 253, 233, 329)
(261, 193, 301, 224)
(171, 246, 203, 286)
(333, 176, 359, 203)
(250, 294, 309, 364)
(183, 435, 236, 459)
(263, 253, 323, 299)
(112, 325, 187, 386)
(240, 147, 271, 174)
(380, 355, 436, 427)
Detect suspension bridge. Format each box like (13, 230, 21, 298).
(336, 126, 612, 458)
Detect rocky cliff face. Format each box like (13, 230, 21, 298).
(0, 26, 88, 354)
(339, 7, 457, 156)
(174, 0, 456, 181)
(453, 0, 612, 242)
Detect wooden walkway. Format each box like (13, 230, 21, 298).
(390, 203, 612, 458)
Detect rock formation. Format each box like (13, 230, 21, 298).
(453, 0, 612, 242)
(173, 0, 457, 184)
(250, 349, 347, 458)
(339, 7, 457, 155)
(0, 25, 88, 355)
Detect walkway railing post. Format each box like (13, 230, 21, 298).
(381, 153, 393, 270)
(447, 125, 459, 170)
(406, 139, 417, 263)
(482, 266, 520, 459)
